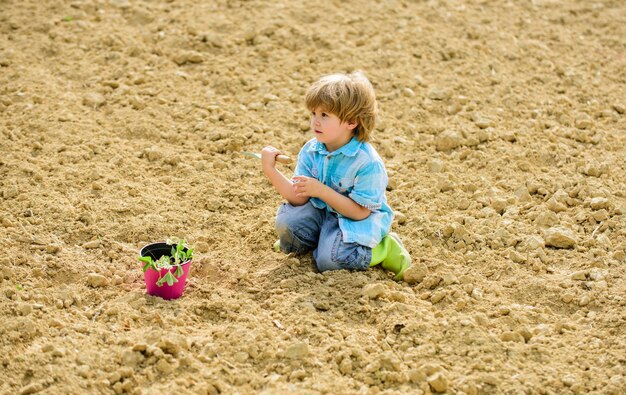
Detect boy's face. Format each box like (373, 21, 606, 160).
(310, 107, 357, 152)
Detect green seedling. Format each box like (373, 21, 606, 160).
(62, 16, 73, 22)
(138, 239, 193, 287)
(15, 284, 24, 291)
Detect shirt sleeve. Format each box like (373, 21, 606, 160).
(294, 140, 314, 178)
(349, 160, 388, 211)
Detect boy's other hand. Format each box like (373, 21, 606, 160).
(261, 146, 281, 169)
(292, 176, 326, 198)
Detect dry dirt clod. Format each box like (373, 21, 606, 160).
(173, 51, 204, 65)
(16, 303, 32, 316)
(575, 117, 592, 129)
(501, 331, 525, 342)
(285, 342, 308, 360)
(590, 197, 609, 210)
(83, 92, 106, 108)
(280, 278, 297, 289)
(430, 290, 447, 304)
(429, 159, 446, 172)
(3, 186, 19, 199)
(19, 382, 44, 395)
(570, 270, 588, 281)
(45, 244, 61, 254)
(195, 241, 209, 253)
(611, 103, 624, 114)
(427, 88, 451, 101)
(395, 211, 407, 224)
(87, 273, 108, 288)
(578, 295, 591, 306)
(544, 227, 578, 249)
(471, 112, 492, 129)
(427, 372, 449, 393)
(435, 130, 462, 151)
(362, 283, 385, 299)
(156, 358, 175, 374)
(83, 240, 101, 249)
(509, 249, 527, 263)
(132, 343, 148, 352)
(403, 262, 429, 284)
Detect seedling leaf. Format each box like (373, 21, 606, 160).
(163, 271, 177, 286)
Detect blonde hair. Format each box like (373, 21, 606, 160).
(304, 71, 377, 142)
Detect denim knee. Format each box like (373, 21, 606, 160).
(314, 232, 371, 272)
(315, 247, 371, 272)
(275, 208, 296, 240)
(276, 225, 310, 254)
(275, 203, 322, 254)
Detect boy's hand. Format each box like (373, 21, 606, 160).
(292, 176, 326, 198)
(261, 146, 281, 169)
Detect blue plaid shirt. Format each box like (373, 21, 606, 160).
(294, 137, 393, 248)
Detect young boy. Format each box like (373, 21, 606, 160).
(260, 71, 411, 280)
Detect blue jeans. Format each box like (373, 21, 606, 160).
(275, 202, 372, 272)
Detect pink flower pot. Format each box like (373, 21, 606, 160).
(140, 242, 192, 300)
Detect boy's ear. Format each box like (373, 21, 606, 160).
(347, 121, 358, 130)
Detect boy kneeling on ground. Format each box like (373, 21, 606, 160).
(261, 71, 411, 280)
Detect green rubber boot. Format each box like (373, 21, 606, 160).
(370, 233, 412, 280)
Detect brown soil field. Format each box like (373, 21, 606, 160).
(1, 0, 625, 394)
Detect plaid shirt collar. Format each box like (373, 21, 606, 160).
(309, 136, 362, 157)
